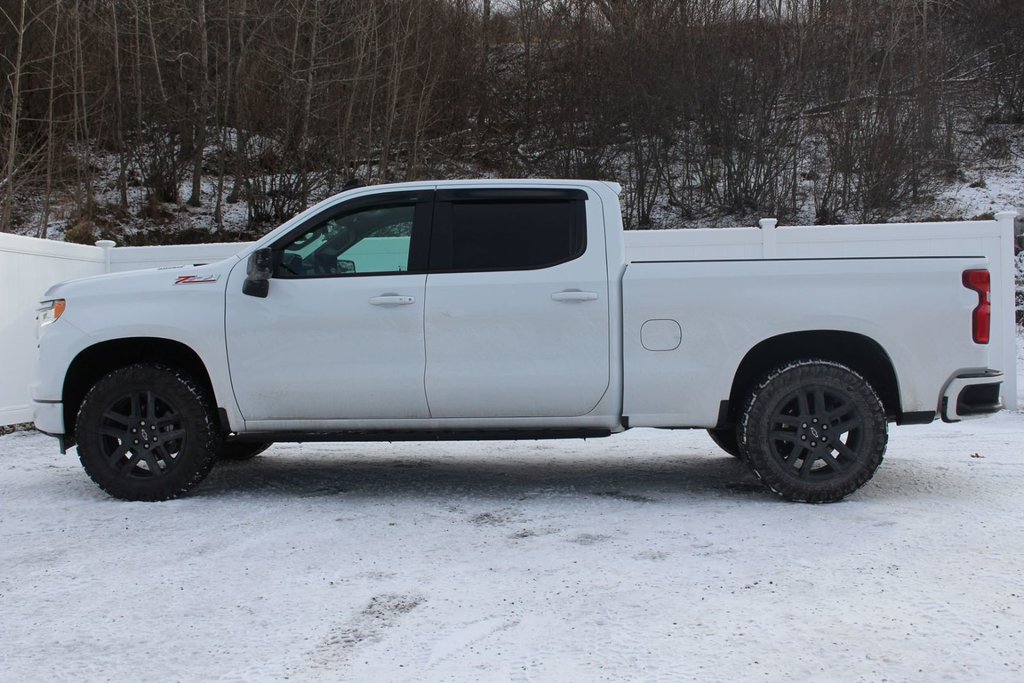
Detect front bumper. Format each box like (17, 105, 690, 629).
(941, 370, 1003, 422)
(33, 401, 68, 453)
(33, 400, 64, 436)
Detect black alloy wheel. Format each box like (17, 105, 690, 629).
(97, 390, 186, 478)
(76, 364, 220, 501)
(740, 360, 887, 503)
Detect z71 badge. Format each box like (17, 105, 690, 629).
(174, 274, 220, 285)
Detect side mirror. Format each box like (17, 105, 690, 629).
(243, 248, 273, 298)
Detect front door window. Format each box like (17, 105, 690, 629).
(277, 204, 415, 278)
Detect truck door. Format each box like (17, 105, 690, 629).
(423, 188, 610, 418)
(224, 191, 433, 422)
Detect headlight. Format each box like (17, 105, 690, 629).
(37, 299, 66, 327)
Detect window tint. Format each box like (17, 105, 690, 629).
(449, 200, 583, 271)
(277, 204, 414, 277)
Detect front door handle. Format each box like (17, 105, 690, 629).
(369, 295, 416, 306)
(551, 290, 598, 302)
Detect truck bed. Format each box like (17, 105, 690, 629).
(622, 218, 1017, 414)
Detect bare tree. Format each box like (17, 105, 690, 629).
(37, 1, 61, 238)
(1, 0, 27, 232)
(2, 0, 1019, 237)
(187, 0, 210, 207)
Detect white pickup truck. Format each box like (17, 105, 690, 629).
(32, 180, 1007, 503)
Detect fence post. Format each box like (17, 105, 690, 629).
(95, 239, 116, 274)
(995, 211, 1018, 410)
(758, 218, 778, 259)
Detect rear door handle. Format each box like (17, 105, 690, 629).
(369, 295, 416, 306)
(551, 290, 598, 302)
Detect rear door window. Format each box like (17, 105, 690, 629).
(431, 190, 587, 272)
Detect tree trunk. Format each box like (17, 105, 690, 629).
(188, 0, 210, 207)
(144, 0, 166, 102)
(38, 2, 61, 238)
(131, 0, 145, 197)
(71, 0, 94, 221)
(298, 0, 321, 184)
(227, 0, 249, 204)
(111, 3, 129, 210)
(1, 0, 28, 233)
(214, 0, 232, 233)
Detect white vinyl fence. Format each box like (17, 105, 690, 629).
(0, 234, 249, 425)
(1, 213, 1019, 428)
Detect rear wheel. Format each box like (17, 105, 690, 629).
(76, 364, 221, 501)
(707, 428, 743, 459)
(739, 360, 887, 503)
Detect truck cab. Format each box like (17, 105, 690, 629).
(225, 182, 624, 432)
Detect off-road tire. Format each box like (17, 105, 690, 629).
(219, 441, 273, 461)
(76, 364, 221, 501)
(707, 428, 744, 459)
(739, 359, 887, 503)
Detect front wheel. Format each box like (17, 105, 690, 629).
(739, 360, 887, 503)
(76, 364, 221, 501)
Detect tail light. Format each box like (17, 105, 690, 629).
(962, 269, 991, 344)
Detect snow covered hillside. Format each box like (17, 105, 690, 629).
(12, 127, 1024, 245)
(2, 341, 1022, 681)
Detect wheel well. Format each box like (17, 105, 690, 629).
(62, 338, 216, 445)
(726, 331, 901, 424)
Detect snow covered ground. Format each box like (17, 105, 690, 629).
(2, 382, 1023, 681)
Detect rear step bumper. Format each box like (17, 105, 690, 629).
(941, 370, 1004, 422)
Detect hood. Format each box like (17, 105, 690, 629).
(43, 258, 238, 300)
